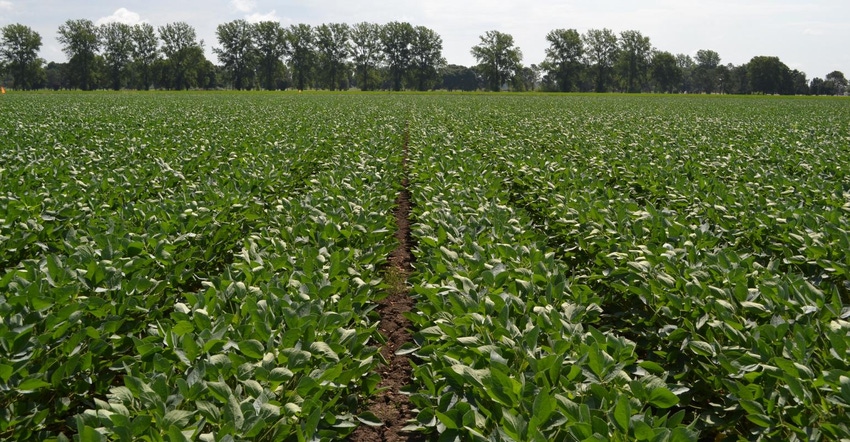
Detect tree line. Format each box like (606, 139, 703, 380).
(0, 20, 847, 95)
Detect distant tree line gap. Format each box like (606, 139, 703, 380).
(0, 20, 847, 95)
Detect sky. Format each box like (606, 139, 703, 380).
(1, 0, 847, 79)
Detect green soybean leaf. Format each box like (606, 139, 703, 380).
(310, 341, 339, 362)
(239, 339, 265, 359)
(18, 378, 51, 391)
(162, 409, 194, 428)
(648, 387, 679, 409)
(357, 411, 383, 427)
(613, 395, 631, 433)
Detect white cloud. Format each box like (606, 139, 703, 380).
(0, 1, 12, 11)
(803, 28, 825, 36)
(96, 8, 144, 26)
(230, 0, 256, 13)
(246, 10, 280, 23)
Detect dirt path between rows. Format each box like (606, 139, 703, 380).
(350, 125, 423, 442)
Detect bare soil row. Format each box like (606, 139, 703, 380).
(350, 126, 422, 442)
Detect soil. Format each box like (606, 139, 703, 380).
(349, 127, 424, 442)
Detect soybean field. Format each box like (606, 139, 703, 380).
(1, 92, 849, 442)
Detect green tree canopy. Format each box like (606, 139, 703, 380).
(747, 55, 792, 94)
(57, 19, 100, 90)
(790, 69, 808, 95)
(693, 49, 721, 93)
(651, 51, 681, 93)
(131, 23, 158, 90)
(0, 23, 44, 90)
(286, 23, 316, 91)
(826, 70, 847, 95)
(542, 28, 584, 92)
(410, 25, 445, 91)
(214, 19, 257, 90)
(159, 22, 203, 90)
(350, 22, 383, 91)
(381, 21, 414, 91)
(316, 23, 350, 91)
(254, 21, 288, 90)
(99, 22, 133, 90)
(583, 28, 618, 92)
(441, 64, 478, 91)
(617, 30, 651, 92)
(471, 30, 522, 92)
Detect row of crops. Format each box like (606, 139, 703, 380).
(402, 95, 850, 441)
(0, 94, 409, 440)
(2, 92, 849, 441)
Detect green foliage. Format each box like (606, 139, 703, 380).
(542, 28, 583, 92)
(56, 19, 99, 90)
(380, 21, 415, 91)
(582, 28, 619, 92)
(748, 56, 793, 95)
(470, 30, 523, 92)
(650, 51, 681, 93)
(616, 30, 652, 93)
(2, 93, 850, 442)
(0, 93, 408, 440)
(349, 22, 383, 91)
(315, 23, 350, 91)
(286, 23, 316, 91)
(158, 22, 205, 90)
(99, 22, 134, 91)
(0, 23, 44, 90)
(214, 20, 257, 91)
(401, 94, 850, 441)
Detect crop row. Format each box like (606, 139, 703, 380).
(2, 93, 849, 442)
(402, 95, 850, 441)
(0, 94, 408, 441)
(403, 102, 697, 441)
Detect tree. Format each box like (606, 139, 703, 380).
(131, 23, 158, 90)
(693, 49, 720, 93)
(541, 28, 583, 92)
(513, 64, 540, 91)
(215, 19, 256, 90)
(57, 19, 100, 90)
(440, 64, 478, 91)
(616, 30, 651, 92)
(747, 56, 791, 94)
(826, 70, 847, 95)
(99, 22, 133, 90)
(0, 24, 43, 90)
(409, 26, 445, 91)
(727, 64, 749, 94)
(381, 21, 414, 91)
(675, 53, 695, 92)
(650, 51, 681, 93)
(790, 69, 808, 95)
(810, 77, 832, 95)
(192, 50, 219, 89)
(350, 22, 383, 91)
(471, 30, 522, 92)
(715, 63, 731, 94)
(695, 49, 720, 69)
(45, 61, 69, 90)
(159, 22, 203, 90)
(316, 23, 350, 90)
(286, 24, 316, 91)
(582, 28, 618, 92)
(254, 21, 288, 90)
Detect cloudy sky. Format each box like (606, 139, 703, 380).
(1, 0, 847, 79)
